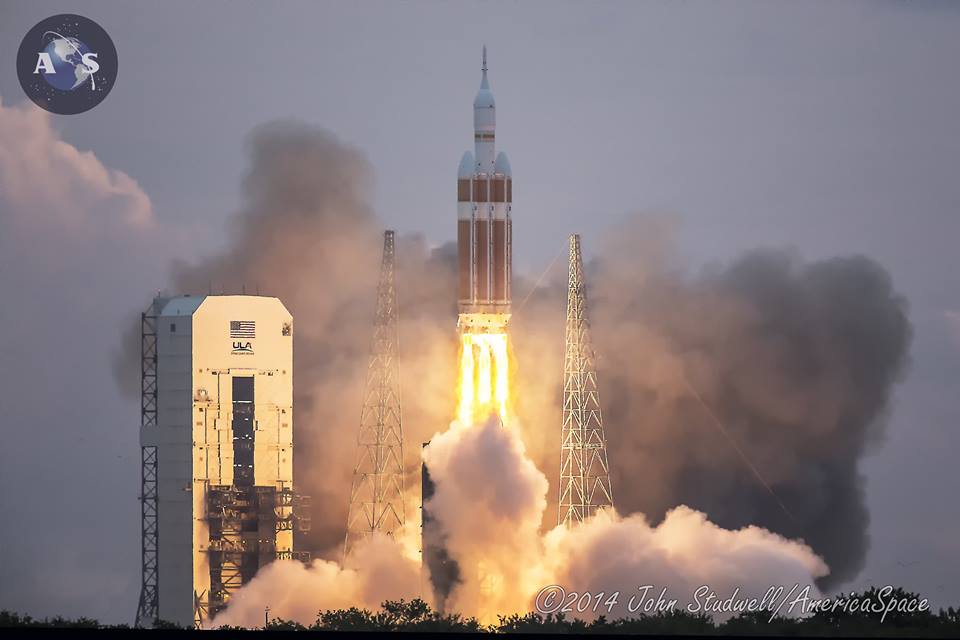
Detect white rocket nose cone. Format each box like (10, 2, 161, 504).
(458, 151, 475, 178)
(474, 86, 495, 109)
(494, 152, 511, 177)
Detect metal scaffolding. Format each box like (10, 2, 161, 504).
(136, 304, 160, 626)
(558, 234, 614, 526)
(345, 230, 406, 558)
(204, 486, 311, 620)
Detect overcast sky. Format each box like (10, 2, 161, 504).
(0, 0, 958, 623)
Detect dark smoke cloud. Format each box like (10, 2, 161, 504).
(145, 121, 459, 555)
(514, 219, 912, 588)
(119, 121, 911, 588)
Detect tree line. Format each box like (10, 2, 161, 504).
(2, 587, 959, 635)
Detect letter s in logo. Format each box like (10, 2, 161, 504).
(81, 52, 99, 74)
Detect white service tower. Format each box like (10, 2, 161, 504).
(136, 295, 309, 628)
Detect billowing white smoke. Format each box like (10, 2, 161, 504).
(208, 534, 421, 628)
(542, 508, 828, 620)
(212, 416, 827, 626)
(425, 418, 828, 622)
(422, 418, 550, 619)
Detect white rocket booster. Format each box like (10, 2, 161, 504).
(457, 46, 512, 331)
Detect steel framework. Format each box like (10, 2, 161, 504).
(558, 234, 614, 526)
(345, 230, 406, 557)
(203, 486, 311, 621)
(136, 304, 159, 626)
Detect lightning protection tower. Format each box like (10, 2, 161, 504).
(558, 234, 614, 526)
(345, 230, 406, 558)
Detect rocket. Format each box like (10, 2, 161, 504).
(457, 46, 512, 332)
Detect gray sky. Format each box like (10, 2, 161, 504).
(0, 0, 958, 623)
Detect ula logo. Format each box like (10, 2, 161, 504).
(232, 341, 254, 355)
(17, 14, 117, 115)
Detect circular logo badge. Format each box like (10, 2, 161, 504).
(16, 14, 117, 115)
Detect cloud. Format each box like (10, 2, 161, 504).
(0, 97, 151, 237)
(0, 98, 161, 622)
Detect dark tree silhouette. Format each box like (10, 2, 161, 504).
(2, 586, 957, 636)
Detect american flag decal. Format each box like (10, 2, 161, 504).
(230, 320, 256, 338)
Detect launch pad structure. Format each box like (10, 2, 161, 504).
(345, 230, 407, 558)
(136, 295, 310, 628)
(558, 234, 615, 526)
(136, 309, 160, 625)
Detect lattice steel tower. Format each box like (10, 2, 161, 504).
(558, 234, 614, 526)
(135, 300, 159, 626)
(345, 230, 406, 557)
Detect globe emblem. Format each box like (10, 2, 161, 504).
(17, 14, 117, 114)
(39, 32, 97, 91)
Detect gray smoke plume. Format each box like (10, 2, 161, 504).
(116, 121, 911, 590)
(133, 120, 460, 555)
(512, 218, 912, 589)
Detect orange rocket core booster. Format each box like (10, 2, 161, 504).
(457, 46, 512, 324)
(454, 47, 514, 426)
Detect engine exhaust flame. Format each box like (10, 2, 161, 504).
(456, 327, 510, 426)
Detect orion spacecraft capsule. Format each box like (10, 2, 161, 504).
(457, 47, 512, 332)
